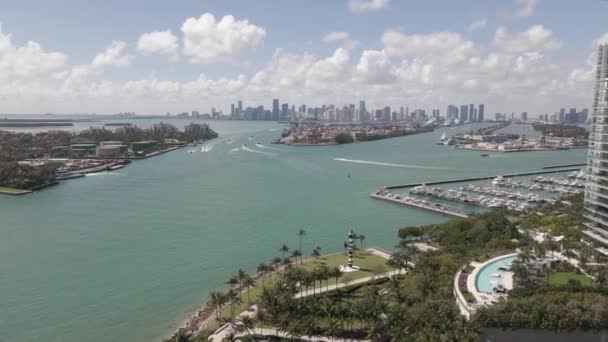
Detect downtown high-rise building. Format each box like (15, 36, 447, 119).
(584, 41, 608, 243)
(272, 99, 280, 121)
(478, 104, 484, 122)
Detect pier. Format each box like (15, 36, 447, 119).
(370, 193, 469, 219)
(542, 163, 587, 169)
(384, 167, 582, 189)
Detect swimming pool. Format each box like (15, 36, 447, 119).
(475, 255, 517, 294)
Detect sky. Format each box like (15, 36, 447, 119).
(0, 0, 607, 115)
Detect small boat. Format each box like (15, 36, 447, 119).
(108, 164, 126, 171)
(480, 154, 489, 157)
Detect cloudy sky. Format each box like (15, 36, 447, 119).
(0, 0, 607, 115)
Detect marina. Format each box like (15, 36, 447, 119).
(384, 167, 583, 189)
(371, 190, 469, 218)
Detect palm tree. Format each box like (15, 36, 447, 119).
(256, 262, 270, 289)
(292, 249, 302, 265)
(226, 275, 239, 290)
(311, 246, 322, 261)
(237, 269, 248, 292)
(227, 289, 241, 319)
(297, 228, 306, 255)
(238, 315, 255, 337)
(209, 291, 226, 320)
(271, 256, 282, 272)
(331, 266, 343, 286)
(358, 234, 366, 248)
(280, 244, 290, 259)
(243, 275, 256, 305)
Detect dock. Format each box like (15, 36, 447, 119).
(370, 193, 469, 219)
(384, 167, 582, 189)
(542, 163, 587, 169)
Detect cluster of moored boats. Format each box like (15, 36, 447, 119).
(410, 185, 536, 211)
(372, 189, 469, 218)
(460, 184, 551, 203)
(533, 176, 585, 188)
(491, 176, 583, 194)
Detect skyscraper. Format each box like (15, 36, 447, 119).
(478, 104, 484, 122)
(460, 105, 468, 123)
(469, 104, 475, 122)
(359, 100, 366, 122)
(272, 99, 280, 121)
(584, 41, 608, 242)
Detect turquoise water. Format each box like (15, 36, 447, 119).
(0, 121, 586, 342)
(475, 255, 517, 293)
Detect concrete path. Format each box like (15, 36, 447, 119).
(295, 269, 402, 298)
(236, 327, 370, 342)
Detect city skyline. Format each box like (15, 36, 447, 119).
(0, 0, 607, 114)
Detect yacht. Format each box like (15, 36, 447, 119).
(492, 176, 506, 186)
(437, 132, 448, 144)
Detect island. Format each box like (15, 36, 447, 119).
(277, 122, 434, 145)
(0, 122, 218, 194)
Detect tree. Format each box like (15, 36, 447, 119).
(358, 234, 366, 248)
(280, 244, 290, 259)
(596, 267, 608, 287)
(227, 289, 241, 319)
(271, 257, 282, 272)
(297, 228, 306, 256)
(237, 269, 248, 293)
(226, 276, 239, 290)
(243, 276, 256, 305)
(292, 249, 303, 265)
(311, 246, 322, 261)
(331, 266, 343, 286)
(335, 132, 354, 144)
(237, 315, 255, 337)
(256, 263, 270, 289)
(209, 291, 226, 321)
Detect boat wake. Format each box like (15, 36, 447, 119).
(230, 148, 240, 152)
(242, 145, 275, 156)
(86, 172, 123, 177)
(255, 143, 283, 152)
(333, 158, 445, 170)
(200, 143, 215, 152)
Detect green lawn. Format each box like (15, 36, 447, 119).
(208, 250, 393, 330)
(546, 272, 593, 286)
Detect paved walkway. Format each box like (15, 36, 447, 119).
(235, 327, 370, 342)
(295, 269, 402, 298)
(208, 305, 258, 342)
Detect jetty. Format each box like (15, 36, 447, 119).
(542, 163, 587, 169)
(384, 167, 582, 189)
(370, 192, 469, 219)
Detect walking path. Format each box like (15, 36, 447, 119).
(295, 269, 402, 298)
(236, 328, 370, 342)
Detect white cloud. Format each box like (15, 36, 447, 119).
(322, 31, 358, 50)
(494, 25, 562, 53)
(514, 0, 539, 17)
(64, 40, 132, 88)
(0, 32, 66, 80)
(181, 13, 266, 64)
(137, 30, 179, 61)
(355, 50, 396, 84)
(467, 18, 487, 32)
(349, 0, 391, 13)
(382, 30, 475, 65)
(91, 40, 132, 69)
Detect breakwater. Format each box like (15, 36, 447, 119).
(384, 168, 582, 189)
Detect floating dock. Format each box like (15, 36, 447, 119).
(370, 193, 469, 219)
(384, 167, 582, 189)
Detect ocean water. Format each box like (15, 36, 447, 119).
(0, 120, 587, 342)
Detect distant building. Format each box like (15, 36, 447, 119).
(478, 104, 485, 122)
(151, 122, 178, 135)
(185, 122, 210, 136)
(460, 105, 469, 123)
(272, 99, 280, 121)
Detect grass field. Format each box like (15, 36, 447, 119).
(209, 250, 393, 330)
(546, 271, 593, 286)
